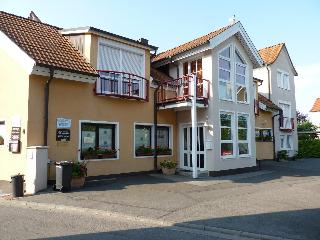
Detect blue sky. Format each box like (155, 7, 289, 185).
(1, 0, 320, 117)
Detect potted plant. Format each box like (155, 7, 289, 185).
(160, 160, 177, 175)
(0, 135, 4, 145)
(135, 145, 154, 156)
(156, 146, 172, 155)
(71, 161, 88, 189)
(277, 150, 288, 161)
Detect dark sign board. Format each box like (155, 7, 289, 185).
(56, 129, 70, 142)
(11, 127, 21, 141)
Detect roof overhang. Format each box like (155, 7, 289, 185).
(60, 27, 158, 52)
(209, 22, 264, 68)
(281, 45, 298, 76)
(31, 66, 97, 83)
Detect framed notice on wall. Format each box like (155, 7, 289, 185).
(56, 129, 70, 142)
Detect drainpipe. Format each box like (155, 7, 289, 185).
(272, 110, 282, 161)
(266, 65, 271, 100)
(44, 68, 54, 146)
(153, 83, 160, 171)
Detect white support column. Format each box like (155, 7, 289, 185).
(191, 74, 198, 179)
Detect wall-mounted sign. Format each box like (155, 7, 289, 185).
(56, 129, 70, 142)
(11, 127, 21, 141)
(56, 118, 71, 129)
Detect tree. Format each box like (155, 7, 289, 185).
(296, 110, 308, 124)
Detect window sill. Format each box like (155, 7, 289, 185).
(219, 98, 234, 102)
(80, 158, 119, 162)
(221, 155, 235, 159)
(237, 101, 249, 105)
(239, 154, 251, 158)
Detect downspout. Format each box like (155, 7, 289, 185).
(44, 68, 54, 146)
(266, 65, 271, 100)
(272, 110, 282, 161)
(153, 83, 160, 171)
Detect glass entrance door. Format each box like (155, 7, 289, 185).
(182, 125, 205, 170)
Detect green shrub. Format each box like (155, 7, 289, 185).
(160, 160, 177, 169)
(297, 139, 320, 158)
(277, 150, 288, 160)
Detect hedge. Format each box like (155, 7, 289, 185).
(297, 139, 320, 158)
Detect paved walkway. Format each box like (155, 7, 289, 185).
(1, 159, 320, 240)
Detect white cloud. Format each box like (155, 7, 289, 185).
(295, 63, 320, 125)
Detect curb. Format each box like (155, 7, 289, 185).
(0, 198, 296, 240)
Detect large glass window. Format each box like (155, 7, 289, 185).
(219, 47, 233, 100)
(0, 121, 5, 145)
(238, 114, 249, 155)
(220, 113, 234, 157)
(135, 125, 152, 149)
(157, 126, 170, 149)
(235, 51, 247, 103)
(81, 122, 117, 160)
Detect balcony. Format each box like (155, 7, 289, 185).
(279, 116, 294, 131)
(96, 70, 149, 101)
(157, 75, 210, 109)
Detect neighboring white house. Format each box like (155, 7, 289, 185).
(254, 43, 298, 157)
(152, 21, 264, 175)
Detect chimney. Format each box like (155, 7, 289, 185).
(228, 15, 236, 25)
(28, 11, 41, 22)
(139, 38, 149, 45)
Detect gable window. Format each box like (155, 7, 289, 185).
(235, 51, 248, 103)
(277, 70, 290, 90)
(0, 121, 5, 145)
(220, 112, 234, 157)
(80, 122, 118, 160)
(219, 47, 233, 101)
(238, 114, 249, 155)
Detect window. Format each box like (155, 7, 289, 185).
(279, 102, 292, 129)
(80, 122, 117, 160)
(183, 62, 188, 76)
(280, 134, 292, 150)
(255, 128, 273, 142)
(219, 46, 233, 100)
(277, 70, 290, 90)
(0, 121, 5, 145)
(220, 112, 234, 157)
(238, 114, 249, 155)
(235, 51, 248, 103)
(135, 124, 172, 157)
(135, 125, 152, 150)
(157, 126, 170, 149)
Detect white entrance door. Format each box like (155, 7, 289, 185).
(181, 125, 205, 170)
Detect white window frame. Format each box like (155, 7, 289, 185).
(218, 45, 233, 101)
(280, 134, 293, 150)
(278, 100, 292, 129)
(235, 49, 249, 104)
(0, 120, 6, 147)
(134, 123, 173, 158)
(220, 111, 236, 158)
(237, 113, 251, 157)
(277, 69, 290, 90)
(78, 120, 120, 161)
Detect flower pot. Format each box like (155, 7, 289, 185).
(71, 176, 85, 189)
(162, 167, 176, 175)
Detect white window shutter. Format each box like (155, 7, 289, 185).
(122, 50, 143, 76)
(98, 44, 121, 71)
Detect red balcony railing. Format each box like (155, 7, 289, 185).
(279, 116, 294, 131)
(157, 75, 210, 105)
(96, 70, 149, 101)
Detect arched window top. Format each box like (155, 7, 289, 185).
(235, 50, 246, 65)
(220, 46, 231, 58)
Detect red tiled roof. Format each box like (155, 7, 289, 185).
(258, 43, 284, 65)
(258, 93, 280, 111)
(310, 98, 320, 112)
(152, 23, 235, 63)
(0, 11, 97, 76)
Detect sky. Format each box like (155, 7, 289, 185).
(1, 0, 320, 121)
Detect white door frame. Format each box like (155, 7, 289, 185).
(179, 123, 206, 171)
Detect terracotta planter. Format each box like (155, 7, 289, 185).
(71, 177, 85, 189)
(162, 167, 176, 175)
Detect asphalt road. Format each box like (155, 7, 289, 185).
(0, 204, 226, 240)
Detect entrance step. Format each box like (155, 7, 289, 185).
(176, 169, 209, 177)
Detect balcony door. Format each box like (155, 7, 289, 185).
(180, 124, 205, 170)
